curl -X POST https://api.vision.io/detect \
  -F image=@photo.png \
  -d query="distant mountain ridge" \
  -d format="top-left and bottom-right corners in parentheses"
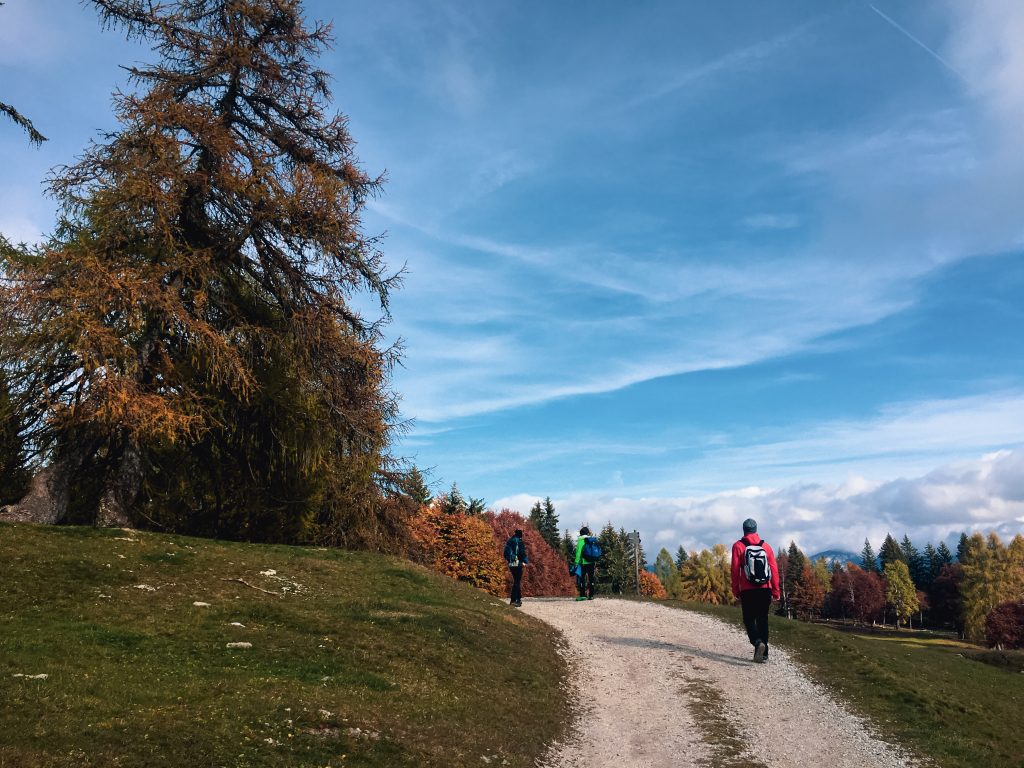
top-left (809, 549), bottom-right (860, 565)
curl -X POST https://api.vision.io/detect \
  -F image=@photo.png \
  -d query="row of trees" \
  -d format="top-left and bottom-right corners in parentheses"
top-left (558, 523), bottom-right (664, 597)
top-left (858, 534), bottom-right (956, 592)
top-left (406, 486), bottom-right (672, 600)
top-left (408, 493), bottom-right (575, 598)
top-left (651, 530), bottom-right (1024, 649)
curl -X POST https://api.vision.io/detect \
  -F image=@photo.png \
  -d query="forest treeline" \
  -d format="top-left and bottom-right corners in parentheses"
top-left (403, 481), bottom-right (665, 601)
top-left (650, 531), bottom-right (1024, 650)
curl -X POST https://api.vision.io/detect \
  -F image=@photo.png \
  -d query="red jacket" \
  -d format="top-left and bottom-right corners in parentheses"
top-left (731, 533), bottom-right (781, 600)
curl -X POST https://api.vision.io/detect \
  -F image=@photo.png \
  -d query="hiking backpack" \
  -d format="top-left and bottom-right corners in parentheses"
top-left (505, 538), bottom-right (522, 567)
top-left (582, 536), bottom-right (603, 561)
top-left (743, 540), bottom-right (771, 585)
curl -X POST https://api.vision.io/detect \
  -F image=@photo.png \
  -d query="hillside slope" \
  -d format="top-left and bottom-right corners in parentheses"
top-left (0, 523), bottom-right (568, 768)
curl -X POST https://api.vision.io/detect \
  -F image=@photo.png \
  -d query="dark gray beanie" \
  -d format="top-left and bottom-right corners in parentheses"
top-left (742, 518), bottom-right (758, 534)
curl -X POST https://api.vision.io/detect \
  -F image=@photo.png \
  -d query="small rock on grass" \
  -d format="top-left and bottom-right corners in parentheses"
top-left (226, 642), bottom-right (253, 649)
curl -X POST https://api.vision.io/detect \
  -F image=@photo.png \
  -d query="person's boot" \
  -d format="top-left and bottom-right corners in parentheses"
top-left (754, 641), bottom-right (767, 663)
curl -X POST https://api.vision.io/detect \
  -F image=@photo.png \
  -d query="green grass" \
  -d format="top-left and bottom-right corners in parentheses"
top-left (667, 600), bottom-right (1024, 768)
top-left (0, 523), bottom-right (568, 768)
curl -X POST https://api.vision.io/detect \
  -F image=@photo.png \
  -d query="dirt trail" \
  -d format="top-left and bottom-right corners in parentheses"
top-left (520, 598), bottom-right (917, 768)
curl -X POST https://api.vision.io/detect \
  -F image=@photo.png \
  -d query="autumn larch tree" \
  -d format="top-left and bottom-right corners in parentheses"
top-left (0, 0), bottom-right (401, 544)
top-left (791, 561), bottom-right (826, 620)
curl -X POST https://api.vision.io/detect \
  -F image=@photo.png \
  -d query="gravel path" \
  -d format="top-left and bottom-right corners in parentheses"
top-left (520, 598), bottom-right (918, 768)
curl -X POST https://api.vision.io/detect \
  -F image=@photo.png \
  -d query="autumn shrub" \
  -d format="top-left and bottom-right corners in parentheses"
top-left (639, 569), bottom-right (668, 599)
top-left (408, 499), bottom-right (506, 595)
top-left (486, 509), bottom-right (575, 597)
top-left (985, 601), bottom-right (1024, 650)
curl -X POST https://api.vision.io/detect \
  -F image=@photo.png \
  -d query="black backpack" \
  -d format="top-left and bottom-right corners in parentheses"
top-left (743, 540), bottom-right (771, 585)
top-left (505, 537), bottom-right (522, 567)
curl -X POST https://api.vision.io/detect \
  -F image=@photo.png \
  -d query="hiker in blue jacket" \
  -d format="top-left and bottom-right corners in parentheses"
top-left (574, 526), bottom-right (598, 601)
top-left (503, 529), bottom-right (528, 607)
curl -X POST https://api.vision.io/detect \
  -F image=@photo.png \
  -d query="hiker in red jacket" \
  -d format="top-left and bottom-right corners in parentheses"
top-left (731, 518), bottom-right (781, 663)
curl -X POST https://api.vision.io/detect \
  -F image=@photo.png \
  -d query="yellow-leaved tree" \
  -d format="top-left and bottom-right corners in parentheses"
top-left (884, 560), bottom-right (919, 629)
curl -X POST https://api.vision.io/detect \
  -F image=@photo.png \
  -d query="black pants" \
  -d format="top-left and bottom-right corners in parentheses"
top-left (509, 565), bottom-right (523, 603)
top-left (740, 589), bottom-right (771, 649)
top-left (577, 563), bottom-right (596, 598)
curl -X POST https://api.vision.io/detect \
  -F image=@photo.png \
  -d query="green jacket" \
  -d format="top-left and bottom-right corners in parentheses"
top-left (575, 536), bottom-right (596, 566)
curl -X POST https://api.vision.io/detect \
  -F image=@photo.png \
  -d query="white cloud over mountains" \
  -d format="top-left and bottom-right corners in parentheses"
top-left (497, 449), bottom-right (1024, 559)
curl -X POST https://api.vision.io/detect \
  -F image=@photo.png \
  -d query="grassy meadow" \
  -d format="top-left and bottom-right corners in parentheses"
top-left (671, 600), bottom-right (1024, 768)
top-left (0, 523), bottom-right (568, 768)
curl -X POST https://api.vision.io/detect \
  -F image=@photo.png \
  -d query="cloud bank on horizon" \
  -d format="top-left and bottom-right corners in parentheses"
top-left (2, 0), bottom-right (1023, 554)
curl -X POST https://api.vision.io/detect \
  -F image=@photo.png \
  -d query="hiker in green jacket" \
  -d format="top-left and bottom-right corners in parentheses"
top-left (574, 526), bottom-right (597, 601)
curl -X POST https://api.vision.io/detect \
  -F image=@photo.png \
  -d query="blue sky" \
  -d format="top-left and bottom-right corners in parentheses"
top-left (3, 0), bottom-right (1024, 556)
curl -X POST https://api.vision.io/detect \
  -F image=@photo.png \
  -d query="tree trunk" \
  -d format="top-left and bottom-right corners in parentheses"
top-left (96, 441), bottom-right (142, 527)
top-left (0, 450), bottom-right (84, 524)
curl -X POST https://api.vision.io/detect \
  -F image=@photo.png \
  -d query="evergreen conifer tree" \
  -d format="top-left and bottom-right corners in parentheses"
top-left (403, 466), bottom-right (433, 506)
top-left (878, 534), bottom-right (904, 572)
top-left (441, 483), bottom-right (466, 515)
top-left (540, 496), bottom-right (560, 549)
top-left (935, 541), bottom-right (955, 568)
top-left (900, 535), bottom-right (925, 588)
top-left (860, 538), bottom-right (878, 573)
top-left (675, 545), bottom-right (689, 569)
top-left (956, 532), bottom-right (969, 562)
top-left (921, 543), bottom-right (938, 590)
top-left (785, 541), bottom-right (807, 603)
top-left (597, 523), bottom-right (628, 594)
top-left (528, 500), bottom-right (544, 533)
top-left (560, 529), bottom-right (575, 566)
top-left (654, 547), bottom-right (682, 598)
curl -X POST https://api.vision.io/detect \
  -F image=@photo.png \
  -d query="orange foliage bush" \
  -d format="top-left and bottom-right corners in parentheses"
top-left (639, 570), bottom-right (668, 599)
top-left (487, 509), bottom-right (576, 597)
top-left (408, 501), bottom-right (506, 595)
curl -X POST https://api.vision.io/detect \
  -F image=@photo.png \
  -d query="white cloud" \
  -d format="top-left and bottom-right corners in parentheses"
top-left (944, 0), bottom-right (1024, 131)
top-left (502, 450), bottom-right (1024, 559)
